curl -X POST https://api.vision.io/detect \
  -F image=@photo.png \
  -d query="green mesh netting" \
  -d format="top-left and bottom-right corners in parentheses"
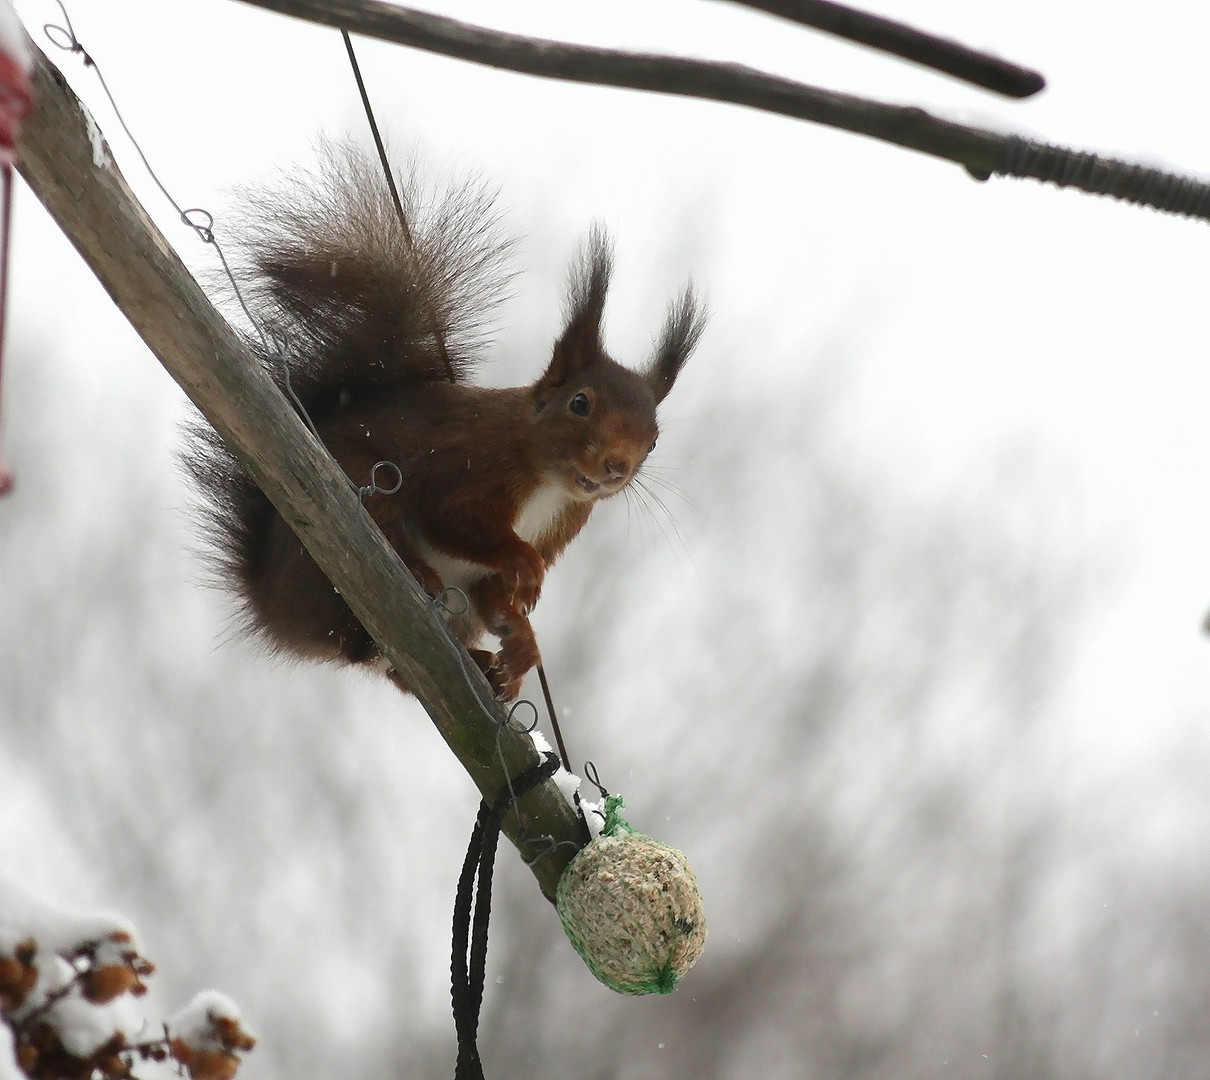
top-left (556, 796), bottom-right (707, 995)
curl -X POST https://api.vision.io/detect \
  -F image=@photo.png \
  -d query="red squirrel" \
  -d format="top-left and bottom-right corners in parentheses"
top-left (188, 143), bottom-right (704, 700)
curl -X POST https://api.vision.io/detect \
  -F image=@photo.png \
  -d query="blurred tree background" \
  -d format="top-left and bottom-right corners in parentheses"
top-left (1, 2), bottom-right (1207, 1078)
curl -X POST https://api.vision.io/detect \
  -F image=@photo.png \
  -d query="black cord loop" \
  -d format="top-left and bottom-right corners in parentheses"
top-left (450, 752), bottom-right (561, 1080)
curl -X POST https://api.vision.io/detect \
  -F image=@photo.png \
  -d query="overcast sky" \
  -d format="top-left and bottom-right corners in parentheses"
top-left (12, 0), bottom-right (1206, 796)
top-left (1, 2), bottom-right (1207, 1073)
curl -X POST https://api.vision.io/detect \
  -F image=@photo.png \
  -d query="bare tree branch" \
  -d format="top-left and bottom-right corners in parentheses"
top-left (14, 39), bottom-right (589, 900)
top-left (233, 0), bottom-right (1210, 222)
top-left (237, 0), bottom-right (1004, 168)
top-left (722, 0), bottom-right (1045, 98)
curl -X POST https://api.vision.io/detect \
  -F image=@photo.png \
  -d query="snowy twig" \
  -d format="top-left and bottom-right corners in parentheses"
top-left (233, 0), bottom-right (1210, 221)
top-left (8, 977), bottom-right (73, 1031)
top-left (0, 879), bottom-right (250, 1080)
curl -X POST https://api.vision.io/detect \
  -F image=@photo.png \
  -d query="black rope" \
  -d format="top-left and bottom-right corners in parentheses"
top-left (451, 752), bottom-right (561, 1080)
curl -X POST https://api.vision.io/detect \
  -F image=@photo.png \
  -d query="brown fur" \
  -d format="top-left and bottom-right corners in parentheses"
top-left (186, 143), bottom-right (704, 700)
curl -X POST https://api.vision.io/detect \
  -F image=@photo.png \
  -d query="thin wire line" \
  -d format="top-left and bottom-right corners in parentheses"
top-left (42, 5), bottom-right (413, 505)
top-left (340, 28), bottom-right (458, 383)
top-left (44, 4), bottom-right (274, 351)
top-left (340, 29), bottom-right (411, 244)
top-left (536, 662), bottom-right (573, 774)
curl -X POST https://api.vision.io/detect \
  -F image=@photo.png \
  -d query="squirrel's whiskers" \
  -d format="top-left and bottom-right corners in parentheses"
top-left (623, 473), bottom-right (695, 564)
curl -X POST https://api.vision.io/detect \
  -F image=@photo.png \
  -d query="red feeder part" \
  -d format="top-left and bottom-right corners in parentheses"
top-left (0, 0), bottom-right (30, 496)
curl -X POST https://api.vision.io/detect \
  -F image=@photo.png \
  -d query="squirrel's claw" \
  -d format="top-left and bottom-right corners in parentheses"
top-left (501, 549), bottom-right (545, 615)
top-left (491, 619), bottom-right (540, 701)
top-left (468, 644), bottom-right (530, 702)
top-left (405, 558), bottom-right (446, 599)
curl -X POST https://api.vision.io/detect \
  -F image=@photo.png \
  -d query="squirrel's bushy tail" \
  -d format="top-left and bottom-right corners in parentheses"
top-left (183, 141), bottom-right (513, 615)
top-left (230, 139), bottom-right (514, 408)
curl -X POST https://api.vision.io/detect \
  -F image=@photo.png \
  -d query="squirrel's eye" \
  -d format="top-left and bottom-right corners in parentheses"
top-left (569, 392), bottom-right (591, 417)
top-left (649, 439), bottom-right (658, 454)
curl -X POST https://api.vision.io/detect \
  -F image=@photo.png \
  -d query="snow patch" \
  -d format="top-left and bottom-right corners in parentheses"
top-left (1, 879), bottom-right (253, 1077)
top-left (0, 874), bottom-right (137, 957)
top-left (168, 990), bottom-right (251, 1050)
top-left (552, 765), bottom-right (582, 806)
top-left (84, 110), bottom-right (108, 171)
top-left (0, 1025), bottom-right (20, 1080)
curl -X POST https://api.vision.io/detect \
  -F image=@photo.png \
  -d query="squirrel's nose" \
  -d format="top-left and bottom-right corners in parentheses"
top-left (603, 458), bottom-right (628, 482)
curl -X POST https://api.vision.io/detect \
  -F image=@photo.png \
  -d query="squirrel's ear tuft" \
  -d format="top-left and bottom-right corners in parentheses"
top-left (563, 224), bottom-right (613, 340)
top-left (647, 285), bottom-right (705, 404)
top-left (535, 227), bottom-right (614, 404)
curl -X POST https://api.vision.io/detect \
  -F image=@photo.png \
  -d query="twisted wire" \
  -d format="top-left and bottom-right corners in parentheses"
top-left (995, 136), bottom-right (1210, 222)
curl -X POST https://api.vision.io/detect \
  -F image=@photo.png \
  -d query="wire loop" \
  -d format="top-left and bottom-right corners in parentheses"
top-left (180, 207), bottom-right (215, 244)
top-left (521, 834), bottom-right (582, 867)
top-left (358, 460), bottom-right (403, 503)
top-left (432, 586), bottom-right (471, 618)
top-left (996, 135), bottom-right (1210, 220)
top-left (583, 760), bottom-right (610, 800)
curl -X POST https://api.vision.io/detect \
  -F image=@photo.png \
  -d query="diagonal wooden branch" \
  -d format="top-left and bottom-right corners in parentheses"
top-left (233, 0), bottom-right (1210, 223)
top-left (15, 40), bottom-right (589, 900)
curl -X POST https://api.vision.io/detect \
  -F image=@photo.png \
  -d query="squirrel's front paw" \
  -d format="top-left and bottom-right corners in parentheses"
top-left (486, 662), bottom-right (525, 703)
top-left (491, 622), bottom-right (540, 701)
top-left (500, 548), bottom-right (545, 615)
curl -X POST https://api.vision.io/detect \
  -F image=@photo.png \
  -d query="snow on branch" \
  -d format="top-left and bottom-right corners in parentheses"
top-left (0, 878), bottom-right (256, 1080)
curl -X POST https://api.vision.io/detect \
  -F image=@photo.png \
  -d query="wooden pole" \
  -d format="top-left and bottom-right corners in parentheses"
top-left (15, 40), bottom-right (589, 900)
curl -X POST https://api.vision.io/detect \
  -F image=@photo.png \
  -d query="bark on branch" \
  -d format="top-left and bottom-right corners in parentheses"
top-left (15, 40), bottom-right (589, 900)
top-left (234, 0), bottom-right (1210, 222)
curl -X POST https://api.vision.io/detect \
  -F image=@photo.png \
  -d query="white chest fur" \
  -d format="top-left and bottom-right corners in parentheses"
top-left (409, 479), bottom-right (571, 595)
top-left (513, 479), bottom-right (571, 546)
